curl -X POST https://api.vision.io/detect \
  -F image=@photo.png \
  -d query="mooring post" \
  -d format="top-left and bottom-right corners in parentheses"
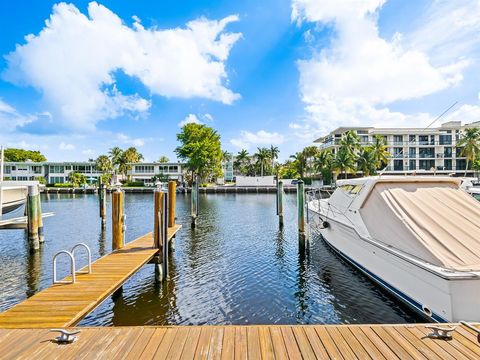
top-left (278, 181), bottom-right (284, 228)
top-left (191, 177), bottom-right (198, 228)
top-left (27, 185), bottom-right (40, 251)
top-left (162, 191), bottom-right (169, 279)
top-left (36, 186), bottom-right (44, 243)
top-left (297, 180), bottom-right (305, 239)
top-left (153, 190), bottom-right (163, 249)
top-left (275, 172), bottom-right (279, 216)
top-left (112, 189), bottom-right (125, 251)
top-left (168, 181), bottom-right (176, 228)
top-left (99, 183), bottom-right (107, 226)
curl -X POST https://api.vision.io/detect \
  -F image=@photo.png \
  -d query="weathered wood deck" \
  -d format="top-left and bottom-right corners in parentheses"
top-left (0, 323), bottom-right (479, 359)
top-left (0, 225), bottom-right (181, 329)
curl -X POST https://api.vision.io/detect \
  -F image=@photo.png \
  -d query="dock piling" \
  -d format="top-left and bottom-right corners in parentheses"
top-left (36, 188), bottom-right (44, 243)
top-left (153, 190), bottom-right (163, 249)
top-left (297, 180), bottom-right (305, 240)
top-left (112, 189), bottom-right (125, 250)
top-left (278, 181), bottom-right (284, 228)
top-left (162, 191), bottom-right (169, 279)
top-left (99, 183), bottom-right (106, 226)
top-left (168, 181), bottom-right (176, 228)
top-left (27, 185), bottom-right (40, 251)
top-left (191, 177), bottom-right (198, 228)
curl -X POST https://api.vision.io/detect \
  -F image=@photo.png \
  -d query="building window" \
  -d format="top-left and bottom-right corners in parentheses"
top-left (49, 165), bottom-right (65, 173)
top-left (169, 166), bottom-right (178, 173)
top-left (419, 160), bottom-right (435, 170)
top-left (419, 148), bottom-right (434, 158)
top-left (444, 147), bottom-right (452, 158)
top-left (409, 160), bottom-right (416, 170)
top-left (418, 135), bottom-right (429, 145)
top-left (393, 148), bottom-right (403, 158)
top-left (50, 176), bottom-right (65, 184)
top-left (456, 147), bottom-right (464, 157)
top-left (393, 160), bottom-right (403, 171)
top-left (134, 165), bottom-right (154, 173)
top-left (439, 134), bottom-right (452, 145)
top-left (456, 159), bottom-right (467, 171)
top-left (444, 159), bottom-right (452, 170)
top-left (4, 166), bottom-right (11, 174)
top-left (393, 135), bottom-right (403, 145)
top-left (408, 148), bottom-right (416, 158)
top-left (409, 135), bottom-right (416, 143)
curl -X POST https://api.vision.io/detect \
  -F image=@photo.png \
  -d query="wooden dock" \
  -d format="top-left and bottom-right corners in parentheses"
top-left (0, 323), bottom-right (479, 359)
top-left (0, 225), bottom-right (181, 329)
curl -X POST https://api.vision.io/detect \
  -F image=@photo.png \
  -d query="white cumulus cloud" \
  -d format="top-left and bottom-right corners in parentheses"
top-left (116, 133), bottom-right (145, 147)
top-left (230, 130), bottom-right (284, 149)
top-left (3, 2), bottom-right (241, 131)
top-left (59, 141), bottom-right (75, 150)
top-left (178, 114), bottom-right (202, 127)
top-left (291, 0), bottom-right (474, 139)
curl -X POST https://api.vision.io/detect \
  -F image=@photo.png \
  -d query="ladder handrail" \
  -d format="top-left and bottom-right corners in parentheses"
top-left (53, 250), bottom-right (76, 284)
top-left (71, 243), bottom-right (92, 274)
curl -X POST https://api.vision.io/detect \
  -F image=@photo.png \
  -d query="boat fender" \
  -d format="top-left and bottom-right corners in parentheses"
top-left (321, 221), bottom-right (330, 229)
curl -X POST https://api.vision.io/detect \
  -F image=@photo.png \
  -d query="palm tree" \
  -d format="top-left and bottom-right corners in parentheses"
top-left (290, 152), bottom-right (307, 178)
top-left (333, 148), bottom-right (357, 179)
top-left (108, 147), bottom-right (123, 173)
top-left (314, 149), bottom-right (334, 174)
top-left (119, 147), bottom-right (144, 179)
top-left (339, 130), bottom-right (361, 154)
top-left (157, 155), bottom-right (169, 163)
top-left (457, 128), bottom-right (480, 176)
top-left (302, 146), bottom-right (319, 178)
top-left (255, 147), bottom-right (271, 177)
top-left (269, 145), bottom-right (280, 170)
top-left (95, 155), bottom-right (113, 174)
top-left (357, 147), bottom-right (377, 176)
top-left (370, 135), bottom-right (390, 170)
top-left (234, 149), bottom-right (249, 175)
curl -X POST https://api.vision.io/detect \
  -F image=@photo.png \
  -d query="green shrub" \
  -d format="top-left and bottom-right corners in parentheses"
top-left (53, 183), bottom-right (74, 188)
top-left (124, 181), bottom-right (144, 187)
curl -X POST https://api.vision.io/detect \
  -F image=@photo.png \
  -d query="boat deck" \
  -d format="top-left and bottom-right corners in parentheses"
top-left (0, 225), bottom-right (181, 328)
top-left (0, 323), bottom-right (479, 359)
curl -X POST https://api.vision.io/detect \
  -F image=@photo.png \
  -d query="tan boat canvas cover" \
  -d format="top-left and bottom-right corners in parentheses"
top-left (360, 181), bottom-right (480, 271)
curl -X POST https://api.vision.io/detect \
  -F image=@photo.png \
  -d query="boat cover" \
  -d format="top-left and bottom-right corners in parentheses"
top-left (360, 182), bottom-right (480, 271)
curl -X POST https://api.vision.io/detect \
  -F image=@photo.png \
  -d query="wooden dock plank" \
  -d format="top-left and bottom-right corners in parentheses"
top-left (0, 225), bottom-right (181, 329)
top-left (0, 324), bottom-right (478, 359)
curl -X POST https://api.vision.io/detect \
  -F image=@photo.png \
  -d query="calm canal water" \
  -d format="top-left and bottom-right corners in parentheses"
top-left (0, 192), bottom-right (423, 326)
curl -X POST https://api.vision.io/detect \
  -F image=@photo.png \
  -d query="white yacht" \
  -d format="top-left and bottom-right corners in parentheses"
top-left (308, 176), bottom-right (480, 322)
top-left (0, 185), bottom-right (28, 214)
top-left (461, 177), bottom-right (480, 200)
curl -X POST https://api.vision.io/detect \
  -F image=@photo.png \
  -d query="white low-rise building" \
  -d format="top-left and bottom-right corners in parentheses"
top-left (128, 163), bottom-right (184, 185)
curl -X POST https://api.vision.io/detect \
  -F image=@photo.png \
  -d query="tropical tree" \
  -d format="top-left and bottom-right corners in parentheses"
top-left (255, 147), bottom-right (271, 177)
top-left (175, 123), bottom-right (223, 183)
top-left (314, 149), bottom-right (334, 185)
top-left (234, 149), bottom-right (249, 175)
top-left (119, 147), bottom-right (144, 179)
top-left (370, 135), bottom-right (390, 170)
top-left (108, 147), bottom-right (123, 173)
top-left (95, 155), bottom-right (113, 174)
top-left (69, 172), bottom-right (87, 187)
top-left (339, 130), bottom-right (361, 154)
top-left (269, 145), bottom-right (280, 170)
top-left (290, 151), bottom-right (307, 178)
top-left (357, 147), bottom-right (377, 176)
top-left (457, 128), bottom-right (480, 176)
top-left (333, 148), bottom-right (357, 179)
top-left (158, 156), bottom-right (169, 163)
top-left (302, 146), bottom-right (319, 178)
top-left (4, 148), bottom-right (46, 162)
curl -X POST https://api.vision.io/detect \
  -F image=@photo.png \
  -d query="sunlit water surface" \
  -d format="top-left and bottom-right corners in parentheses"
top-left (0, 193), bottom-right (423, 326)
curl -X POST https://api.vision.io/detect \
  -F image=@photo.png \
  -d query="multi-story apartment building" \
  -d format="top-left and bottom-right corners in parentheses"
top-left (222, 153), bottom-right (234, 182)
top-left (314, 121), bottom-right (480, 175)
top-left (3, 161), bottom-right (101, 184)
top-left (128, 163), bottom-right (184, 185)
top-left (2, 161), bottom-right (185, 185)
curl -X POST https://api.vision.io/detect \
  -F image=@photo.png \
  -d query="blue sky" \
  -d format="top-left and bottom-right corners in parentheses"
top-left (1, 0), bottom-right (480, 162)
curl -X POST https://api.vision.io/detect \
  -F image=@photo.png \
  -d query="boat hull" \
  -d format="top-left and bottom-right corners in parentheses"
top-left (309, 208), bottom-right (480, 323)
top-left (1, 187), bottom-right (27, 214)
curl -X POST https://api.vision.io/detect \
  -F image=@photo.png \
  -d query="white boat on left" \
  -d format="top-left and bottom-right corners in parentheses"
top-left (0, 185), bottom-right (27, 215)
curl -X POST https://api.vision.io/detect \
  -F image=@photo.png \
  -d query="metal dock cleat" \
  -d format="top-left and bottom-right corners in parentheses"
top-left (425, 325), bottom-right (456, 340)
top-left (50, 329), bottom-right (80, 344)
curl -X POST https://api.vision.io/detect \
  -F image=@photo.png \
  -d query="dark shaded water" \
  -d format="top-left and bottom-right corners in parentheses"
top-left (0, 193), bottom-right (423, 326)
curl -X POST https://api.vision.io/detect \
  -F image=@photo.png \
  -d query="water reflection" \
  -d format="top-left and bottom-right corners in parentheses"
top-left (0, 193), bottom-right (424, 325)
